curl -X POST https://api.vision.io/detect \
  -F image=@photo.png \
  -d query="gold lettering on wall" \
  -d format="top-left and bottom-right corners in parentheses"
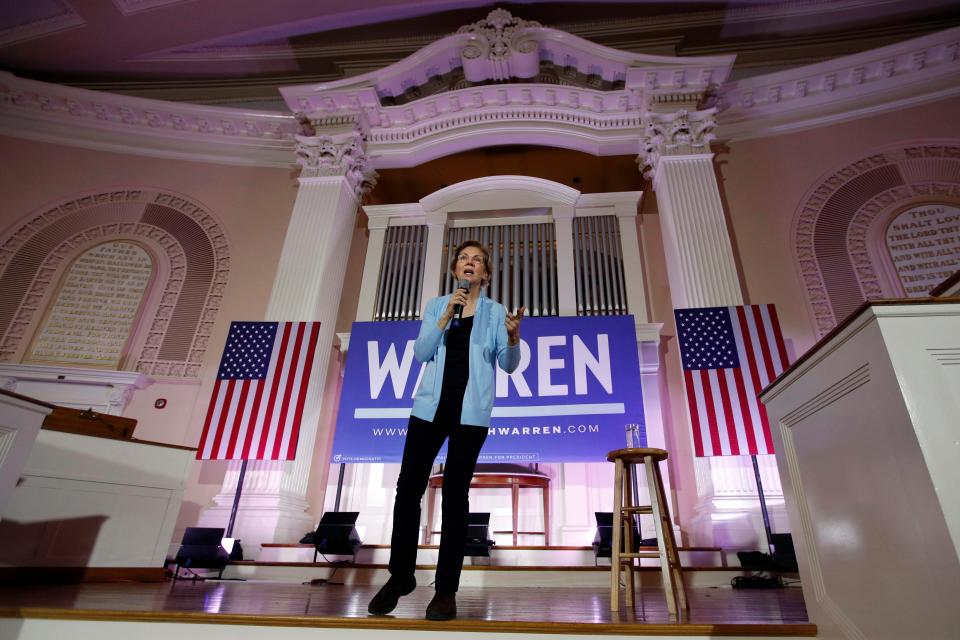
top-left (886, 204), bottom-right (960, 297)
top-left (27, 242), bottom-right (153, 368)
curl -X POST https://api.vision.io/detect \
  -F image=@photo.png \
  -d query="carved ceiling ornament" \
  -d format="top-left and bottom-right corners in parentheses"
top-left (637, 108), bottom-right (718, 180)
top-left (792, 143), bottom-right (960, 337)
top-left (295, 129), bottom-right (378, 198)
top-left (457, 9), bottom-right (542, 82)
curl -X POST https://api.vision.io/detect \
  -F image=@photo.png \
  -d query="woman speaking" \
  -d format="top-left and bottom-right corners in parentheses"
top-left (368, 239), bottom-right (525, 621)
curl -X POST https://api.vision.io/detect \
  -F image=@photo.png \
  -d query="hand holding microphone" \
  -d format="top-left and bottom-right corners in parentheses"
top-left (451, 278), bottom-right (470, 328)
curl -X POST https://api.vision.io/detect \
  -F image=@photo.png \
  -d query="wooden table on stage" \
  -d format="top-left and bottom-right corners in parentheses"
top-left (424, 465), bottom-right (550, 546)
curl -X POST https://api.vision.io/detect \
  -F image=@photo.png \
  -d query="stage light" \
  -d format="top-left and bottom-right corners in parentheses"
top-left (173, 527), bottom-right (231, 580)
top-left (465, 512), bottom-right (495, 557)
top-left (591, 512), bottom-right (648, 558)
top-left (312, 511), bottom-right (362, 561)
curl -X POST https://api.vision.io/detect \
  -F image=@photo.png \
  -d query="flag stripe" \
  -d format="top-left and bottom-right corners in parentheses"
top-left (708, 370), bottom-right (733, 455)
top-left (731, 365), bottom-right (759, 454)
top-left (722, 368), bottom-right (748, 455)
top-left (258, 323), bottom-right (293, 459)
top-left (683, 369), bottom-right (705, 457)
top-left (758, 396), bottom-right (775, 453)
top-left (245, 327), bottom-right (286, 459)
top-left (287, 322), bottom-right (321, 460)
top-left (224, 380), bottom-right (250, 458)
top-left (751, 305), bottom-right (777, 386)
top-left (730, 307), bottom-right (765, 454)
top-left (699, 370), bottom-right (723, 456)
top-left (767, 305), bottom-right (790, 372)
top-left (196, 378), bottom-right (222, 459)
top-left (273, 323), bottom-right (306, 460)
top-left (209, 379), bottom-right (236, 458)
top-left (239, 379), bottom-right (266, 459)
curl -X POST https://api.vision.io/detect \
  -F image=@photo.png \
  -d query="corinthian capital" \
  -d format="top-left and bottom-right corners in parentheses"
top-left (295, 130), bottom-right (378, 198)
top-left (636, 108), bottom-right (717, 180)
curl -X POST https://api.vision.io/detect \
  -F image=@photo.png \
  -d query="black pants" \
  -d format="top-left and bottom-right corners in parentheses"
top-left (387, 391), bottom-right (487, 592)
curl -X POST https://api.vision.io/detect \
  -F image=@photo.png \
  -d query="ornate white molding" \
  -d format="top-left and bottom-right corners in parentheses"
top-left (295, 130), bottom-right (378, 197)
top-left (717, 25), bottom-right (960, 141)
top-left (111, 0), bottom-right (196, 16)
top-left (637, 108), bottom-right (717, 180)
top-left (0, 71), bottom-right (299, 168)
top-left (0, 1), bottom-right (84, 47)
top-left (280, 10), bottom-right (734, 169)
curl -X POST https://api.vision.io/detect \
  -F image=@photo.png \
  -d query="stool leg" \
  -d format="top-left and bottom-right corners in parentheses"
top-left (644, 456), bottom-right (678, 617)
top-left (511, 479), bottom-right (520, 546)
top-left (543, 483), bottom-right (550, 546)
top-left (623, 462), bottom-right (636, 609)
top-left (610, 458), bottom-right (624, 611)
top-left (653, 460), bottom-right (688, 611)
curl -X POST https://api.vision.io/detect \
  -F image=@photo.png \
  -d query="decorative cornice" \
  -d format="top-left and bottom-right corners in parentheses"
top-left (111, 0), bottom-right (195, 17)
top-left (637, 108), bottom-right (717, 180)
top-left (295, 130), bottom-right (378, 198)
top-left (717, 25), bottom-right (960, 141)
top-left (281, 10), bottom-right (733, 104)
top-left (280, 10), bottom-right (733, 168)
top-left (0, 1), bottom-right (84, 47)
top-left (130, 1), bottom-right (904, 66)
top-left (0, 71), bottom-right (299, 168)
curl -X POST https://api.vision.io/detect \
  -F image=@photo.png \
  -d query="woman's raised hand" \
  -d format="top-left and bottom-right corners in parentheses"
top-left (505, 306), bottom-right (525, 345)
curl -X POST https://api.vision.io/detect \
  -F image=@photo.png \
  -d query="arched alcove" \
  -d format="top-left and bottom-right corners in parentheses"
top-left (0, 189), bottom-right (230, 377)
top-left (792, 141), bottom-right (960, 336)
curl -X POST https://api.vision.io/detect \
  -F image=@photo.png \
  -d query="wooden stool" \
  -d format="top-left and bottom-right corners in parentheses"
top-left (606, 447), bottom-right (687, 616)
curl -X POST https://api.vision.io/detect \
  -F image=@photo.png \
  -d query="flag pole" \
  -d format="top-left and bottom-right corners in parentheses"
top-left (225, 459), bottom-right (248, 538)
top-left (751, 454), bottom-right (774, 555)
top-left (333, 462), bottom-right (346, 512)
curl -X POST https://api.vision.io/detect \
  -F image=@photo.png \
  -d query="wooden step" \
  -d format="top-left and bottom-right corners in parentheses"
top-left (217, 560), bottom-right (782, 588)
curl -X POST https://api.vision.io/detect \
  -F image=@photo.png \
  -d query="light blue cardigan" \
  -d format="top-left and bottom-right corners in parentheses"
top-left (411, 293), bottom-right (521, 427)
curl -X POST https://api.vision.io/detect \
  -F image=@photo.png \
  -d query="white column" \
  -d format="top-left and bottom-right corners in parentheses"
top-left (641, 108), bottom-right (782, 548)
top-left (552, 205), bottom-right (577, 316)
top-left (652, 155), bottom-right (742, 308)
top-left (355, 216), bottom-right (389, 322)
top-left (613, 199), bottom-right (650, 324)
top-left (200, 127), bottom-right (377, 554)
top-left (419, 212), bottom-right (448, 313)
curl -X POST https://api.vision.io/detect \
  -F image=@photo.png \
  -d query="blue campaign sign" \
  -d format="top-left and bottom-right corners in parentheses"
top-left (331, 315), bottom-right (645, 463)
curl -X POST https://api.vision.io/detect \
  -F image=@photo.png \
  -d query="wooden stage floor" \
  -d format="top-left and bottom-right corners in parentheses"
top-left (0, 580), bottom-right (815, 636)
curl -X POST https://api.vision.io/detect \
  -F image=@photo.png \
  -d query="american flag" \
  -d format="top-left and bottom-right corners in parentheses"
top-left (674, 305), bottom-right (790, 457)
top-left (196, 321), bottom-right (321, 460)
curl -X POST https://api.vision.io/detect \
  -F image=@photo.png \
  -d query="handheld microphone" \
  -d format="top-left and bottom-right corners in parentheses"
top-left (451, 278), bottom-right (470, 327)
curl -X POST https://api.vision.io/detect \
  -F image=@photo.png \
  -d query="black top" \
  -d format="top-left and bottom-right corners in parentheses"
top-left (441, 314), bottom-right (473, 390)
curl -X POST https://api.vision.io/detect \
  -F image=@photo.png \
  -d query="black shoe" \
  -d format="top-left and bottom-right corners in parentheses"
top-left (425, 591), bottom-right (457, 621)
top-left (367, 575), bottom-right (417, 615)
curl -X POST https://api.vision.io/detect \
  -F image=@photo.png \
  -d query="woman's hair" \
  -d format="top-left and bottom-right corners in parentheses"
top-left (449, 240), bottom-right (492, 286)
